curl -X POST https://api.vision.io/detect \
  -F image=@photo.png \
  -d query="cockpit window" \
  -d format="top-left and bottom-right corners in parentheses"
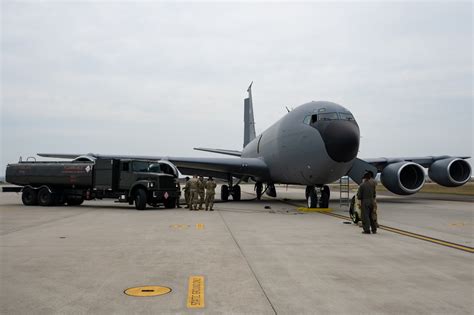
top-left (339, 112), bottom-right (355, 121)
top-left (303, 116), bottom-right (311, 125)
top-left (303, 115), bottom-right (319, 125)
top-left (318, 112), bottom-right (339, 121)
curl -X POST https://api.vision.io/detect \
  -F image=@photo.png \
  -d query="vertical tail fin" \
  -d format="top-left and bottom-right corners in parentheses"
top-left (243, 82), bottom-right (256, 148)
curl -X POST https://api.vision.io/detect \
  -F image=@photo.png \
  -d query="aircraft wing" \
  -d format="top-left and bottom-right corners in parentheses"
top-left (193, 147), bottom-right (242, 157)
top-left (37, 153), bottom-right (270, 180)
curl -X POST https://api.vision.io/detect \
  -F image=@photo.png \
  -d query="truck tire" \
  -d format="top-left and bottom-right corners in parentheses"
top-left (135, 188), bottom-right (147, 210)
top-left (164, 197), bottom-right (176, 209)
top-left (38, 187), bottom-right (53, 206)
top-left (22, 187), bottom-right (38, 206)
top-left (67, 197), bottom-right (84, 206)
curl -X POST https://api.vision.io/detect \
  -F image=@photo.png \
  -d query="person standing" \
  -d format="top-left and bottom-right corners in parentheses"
top-left (183, 177), bottom-right (190, 208)
top-left (176, 179), bottom-right (182, 208)
top-left (187, 175), bottom-right (199, 210)
top-left (357, 172), bottom-right (377, 234)
top-left (197, 176), bottom-right (206, 210)
top-left (366, 171), bottom-right (379, 227)
top-left (205, 177), bottom-right (217, 211)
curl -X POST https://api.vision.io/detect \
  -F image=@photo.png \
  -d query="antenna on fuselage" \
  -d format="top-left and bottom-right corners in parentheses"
top-left (243, 82), bottom-right (256, 148)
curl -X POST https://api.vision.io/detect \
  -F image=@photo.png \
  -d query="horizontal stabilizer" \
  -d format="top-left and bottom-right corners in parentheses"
top-left (193, 147), bottom-right (242, 157)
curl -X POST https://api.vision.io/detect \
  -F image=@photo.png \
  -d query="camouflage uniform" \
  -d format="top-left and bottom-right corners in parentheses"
top-left (367, 178), bottom-right (379, 227)
top-left (186, 177), bottom-right (199, 210)
top-left (183, 177), bottom-right (190, 208)
top-left (197, 177), bottom-right (206, 210)
top-left (205, 178), bottom-right (217, 210)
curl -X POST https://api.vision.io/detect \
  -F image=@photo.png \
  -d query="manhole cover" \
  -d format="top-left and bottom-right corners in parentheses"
top-left (124, 286), bottom-right (172, 297)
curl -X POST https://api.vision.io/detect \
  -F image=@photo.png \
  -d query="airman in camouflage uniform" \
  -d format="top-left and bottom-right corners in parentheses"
top-left (197, 176), bottom-right (206, 210)
top-left (205, 177), bottom-right (217, 211)
top-left (357, 172), bottom-right (377, 234)
top-left (185, 175), bottom-right (199, 210)
top-left (183, 177), bottom-right (190, 208)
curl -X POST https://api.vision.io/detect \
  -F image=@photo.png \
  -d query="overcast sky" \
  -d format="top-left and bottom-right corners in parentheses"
top-left (1, 1), bottom-right (472, 177)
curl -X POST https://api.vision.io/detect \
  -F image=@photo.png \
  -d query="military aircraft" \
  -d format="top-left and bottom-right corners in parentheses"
top-left (39, 83), bottom-right (471, 208)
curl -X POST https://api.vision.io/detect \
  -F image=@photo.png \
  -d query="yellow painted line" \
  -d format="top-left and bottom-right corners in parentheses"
top-left (298, 207), bottom-right (332, 212)
top-left (187, 276), bottom-right (205, 308)
top-left (124, 285), bottom-right (172, 297)
top-left (283, 200), bottom-right (474, 254)
top-left (196, 223), bottom-right (205, 230)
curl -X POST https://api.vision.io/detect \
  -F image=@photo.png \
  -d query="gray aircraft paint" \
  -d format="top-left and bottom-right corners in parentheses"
top-left (37, 85), bottom-right (471, 194)
top-left (242, 101), bottom-right (356, 185)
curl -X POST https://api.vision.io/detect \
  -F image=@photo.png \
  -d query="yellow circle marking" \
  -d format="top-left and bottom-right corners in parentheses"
top-left (124, 286), bottom-right (172, 297)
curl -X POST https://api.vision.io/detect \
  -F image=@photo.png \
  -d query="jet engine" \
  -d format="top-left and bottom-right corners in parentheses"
top-left (428, 157), bottom-right (471, 187)
top-left (381, 162), bottom-right (425, 195)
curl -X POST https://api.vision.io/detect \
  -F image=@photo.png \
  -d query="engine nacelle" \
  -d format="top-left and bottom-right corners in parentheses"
top-left (381, 162), bottom-right (425, 195)
top-left (428, 158), bottom-right (471, 187)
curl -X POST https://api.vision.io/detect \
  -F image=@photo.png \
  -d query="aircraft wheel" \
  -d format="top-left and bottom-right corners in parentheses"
top-left (307, 189), bottom-right (317, 208)
top-left (38, 187), bottom-right (53, 206)
top-left (221, 185), bottom-right (229, 201)
top-left (233, 185), bottom-right (241, 201)
top-left (305, 186), bottom-right (314, 200)
top-left (320, 185), bottom-right (330, 208)
top-left (134, 188), bottom-right (147, 210)
top-left (22, 187), bottom-right (38, 206)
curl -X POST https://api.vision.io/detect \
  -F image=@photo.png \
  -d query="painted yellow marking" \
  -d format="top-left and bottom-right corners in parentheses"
top-left (170, 224), bottom-right (190, 229)
top-left (124, 285), bottom-right (172, 297)
top-left (298, 207), bottom-right (333, 213)
top-left (187, 276), bottom-right (205, 308)
top-left (196, 223), bottom-right (205, 230)
top-left (284, 200), bottom-right (474, 254)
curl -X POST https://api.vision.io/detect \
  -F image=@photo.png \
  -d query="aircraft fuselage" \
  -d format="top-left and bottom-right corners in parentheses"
top-left (242, 101), bottom-right (360, 186)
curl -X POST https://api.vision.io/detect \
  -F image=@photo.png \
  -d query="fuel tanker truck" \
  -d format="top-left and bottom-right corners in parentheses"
top-left (2, 157), bottom-right (180, 210)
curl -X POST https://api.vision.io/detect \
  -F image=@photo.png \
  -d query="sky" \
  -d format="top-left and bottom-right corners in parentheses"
top-left (1, 1), bottom-right (472, 178)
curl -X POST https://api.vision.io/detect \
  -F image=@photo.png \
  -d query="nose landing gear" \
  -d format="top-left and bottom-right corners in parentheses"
top-left (220, 176), bottom-right (241, 201)
top-left (305, 185), bottom-right (330, 208)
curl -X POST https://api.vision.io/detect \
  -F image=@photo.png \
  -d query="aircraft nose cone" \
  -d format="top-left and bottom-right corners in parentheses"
top-left (319, 121), bottom-right (360, 163)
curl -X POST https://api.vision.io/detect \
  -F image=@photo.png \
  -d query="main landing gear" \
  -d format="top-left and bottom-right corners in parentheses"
top-left (305, 185), bottom-right (330, 208)
top-left (220, 177), bottom-right (241, 201)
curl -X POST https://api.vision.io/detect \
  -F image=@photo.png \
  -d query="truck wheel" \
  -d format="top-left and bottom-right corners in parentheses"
top-left (67, 197), bottom-right (84, 206)
top-left (232, 185), bottom-right (241, 201)
top-left (221, 185), bottom-right (229, 201)
top-left (164, 197), bottom-right (176, 209)
top-left (38, 187), bottom-right (53, 206)
top-left (22, 187), bottom-right (38, 206)
top-left (135, 188), bottom-right (147, 210)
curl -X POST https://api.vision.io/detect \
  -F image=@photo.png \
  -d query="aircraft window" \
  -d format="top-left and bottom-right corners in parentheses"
top-left (339, 112), bottom-right (355, 121)
top-left (303, 116), bottom-right (311, 125)
top-left (311, 115), bottom-right (318, 124)
top-left (122, 162), bottom-right (130, 171)
top-left (318, 113), bottom-right (338, 121)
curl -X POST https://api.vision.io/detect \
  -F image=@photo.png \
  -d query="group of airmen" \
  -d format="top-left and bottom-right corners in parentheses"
top-left (181, 175), bottom-right (217, 211)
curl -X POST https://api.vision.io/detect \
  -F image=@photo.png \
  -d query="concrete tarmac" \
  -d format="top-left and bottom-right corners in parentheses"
top-left (1, 185), bottom-right (473, 314)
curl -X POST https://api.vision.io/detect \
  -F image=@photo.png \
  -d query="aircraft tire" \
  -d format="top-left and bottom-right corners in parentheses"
top-left (307, 189), bottom-right (317, 208)
top-left (320, 185), bottom-right (330, 208)
top-left (233, 185), bottom-right (241, 201)
top-left (38, 187), bottom-right (53, 206)
top-left (135, 188), bottom-right (147, 210)
top-left (221, 185), bottom-right (229, 201)
top-left (22, 187), bottom-right (38, 206)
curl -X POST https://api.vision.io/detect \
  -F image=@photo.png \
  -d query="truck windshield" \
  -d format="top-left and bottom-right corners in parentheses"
top-left (133, 161), bottom-right (153, 172)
